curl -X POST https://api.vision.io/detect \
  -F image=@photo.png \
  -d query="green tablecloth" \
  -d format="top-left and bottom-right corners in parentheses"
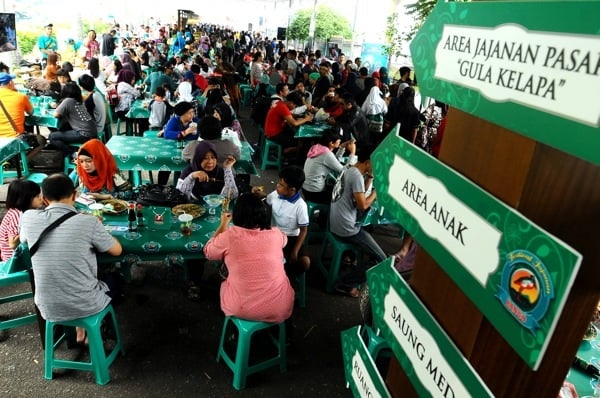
top-left (567, 336), bottom-right (600, 396)
top-left (106, 136), bottom-right (186, 172)
top-left (126, 100), bottom-right (150, 119)
top-left (88, 205), bottom-right (221, 264)
top-left (295, 122), bottom-right (328, 139)
top-left (25, 96), bottom-right (58, 129)
top-left (0, 138), bottom-right (29, 163)
top-left (106, 135), bottom-right (257, 176)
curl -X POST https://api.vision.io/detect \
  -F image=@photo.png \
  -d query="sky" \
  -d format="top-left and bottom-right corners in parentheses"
top-left (7, 0), bottom-right (399, 41)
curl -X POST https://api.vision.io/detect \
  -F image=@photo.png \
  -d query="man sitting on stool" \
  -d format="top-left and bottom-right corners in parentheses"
top-left (20, 173), bottom-right (122, 344)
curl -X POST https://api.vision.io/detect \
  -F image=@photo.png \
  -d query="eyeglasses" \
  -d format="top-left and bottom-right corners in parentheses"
top-left (309, 58), bottom-right (316, 61)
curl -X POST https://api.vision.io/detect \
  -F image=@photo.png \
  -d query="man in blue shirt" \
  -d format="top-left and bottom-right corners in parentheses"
top-left (37, 24), bottom-right (58, 69)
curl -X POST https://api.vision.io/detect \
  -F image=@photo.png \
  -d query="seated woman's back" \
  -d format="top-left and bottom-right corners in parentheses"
top-left (204, 194), bottom-right (294, 323)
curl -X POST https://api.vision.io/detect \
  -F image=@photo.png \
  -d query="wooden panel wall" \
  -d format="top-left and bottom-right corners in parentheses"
top-left (385, 109), bottom-right (600, 396)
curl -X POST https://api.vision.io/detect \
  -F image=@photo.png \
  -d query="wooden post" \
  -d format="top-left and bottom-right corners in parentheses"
top-left (385, 108), bottom-right (600, 396)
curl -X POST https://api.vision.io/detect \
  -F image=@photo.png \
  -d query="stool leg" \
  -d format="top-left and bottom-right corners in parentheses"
top-left (86, 324), bottom-right (110, 385)
top-left (216, 317), bottom-right (229, 363)
top-left (233, 327), bottom-right (252, 390)
top-left (44, 322), bottom-right (55, 380)
top-left (278, 323), bottom-right (287, 372)
top-left (318, 237), bottom-right (330, 282)
top-left (327, 242), bottom-right (345, 293)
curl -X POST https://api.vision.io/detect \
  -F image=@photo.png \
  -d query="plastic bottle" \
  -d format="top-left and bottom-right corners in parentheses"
top-left (128, 202), bottom-right (137, 232)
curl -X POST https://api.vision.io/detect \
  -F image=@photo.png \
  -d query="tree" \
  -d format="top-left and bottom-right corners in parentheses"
top-left (383, 12), bottom-right (403, 59)
top-left (405, 0), bottom-right (469, 40)
top-left (288, 5), bottom-right (352, 42)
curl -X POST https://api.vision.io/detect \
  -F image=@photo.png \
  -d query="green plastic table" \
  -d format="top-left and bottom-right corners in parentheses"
top-left (0, 137), bottom-right (31, 184)
top-left (126, 100), bottom-right (150, 119)
top-left (85, 204), bottom-right (223, 281)
top-left (295, 122), bottom-right (328, 139)
top-left (567, 334), bottom-right (600, 396)
top-left (106, 136), bottom-right (257, 186)
top-left (25, 96), bottom-right (59, 130)
top-left (106, 135), bottom-right (186, 186)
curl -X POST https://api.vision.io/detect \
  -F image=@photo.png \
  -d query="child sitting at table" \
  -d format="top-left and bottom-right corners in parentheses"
top-left (76, 138), bottom-right (133, 200)
top-left (256, 166), bottom-right (310, 280)
top-left (148, 86), bottom-right (172, 131)
top-left (0, 180), bottom-right (43, 261)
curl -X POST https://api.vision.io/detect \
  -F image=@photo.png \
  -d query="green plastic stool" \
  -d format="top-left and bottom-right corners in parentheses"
top-left (296, 272), bottom-right (306, 308)
top-left (260, 139), bottom-right (282, 171)
top-left (216, 316), bottom-right (287, 390)
top-left (360, 324), bottom-right (390, 360)
top-left (142, 130), bottom-right (161, 138)
top-left (44, 304), bottom-right (125, 385)
top-left (317, 231), bottom-right (362, 293)
top-left (305, 201), bottom-right (330, 246)
top-left (26, 172), bottom-right (48, 185)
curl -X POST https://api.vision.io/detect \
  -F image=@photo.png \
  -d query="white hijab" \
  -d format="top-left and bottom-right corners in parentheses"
top-left (361, 86), bottom-right (387, 115)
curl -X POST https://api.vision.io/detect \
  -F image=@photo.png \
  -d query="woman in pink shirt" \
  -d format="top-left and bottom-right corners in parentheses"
top-left (204, 193), bottom-right (294, 323)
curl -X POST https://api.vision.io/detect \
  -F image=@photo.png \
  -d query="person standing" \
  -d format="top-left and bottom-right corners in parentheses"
top-left (101, 29), bottom-right (117, 57)
top-left (20, 173), bottom-right (122, 344)
top-left (37, 23), bottom-right (58, 69)
top-left (81, 30), bottom-right (100, 62)
top-left (0, 72), bottom-right (33, 138)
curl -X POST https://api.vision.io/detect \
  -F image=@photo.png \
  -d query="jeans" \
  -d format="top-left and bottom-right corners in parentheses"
top-left (334, 227), bottom-right (387, 289)
top-left (48, 130), bottom-right (92, 156)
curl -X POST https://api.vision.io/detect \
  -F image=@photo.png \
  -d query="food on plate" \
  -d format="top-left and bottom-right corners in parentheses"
top-left (171, 203), bottom-right (205, 219)
top-left (100, 199), bottom-right (128, 214)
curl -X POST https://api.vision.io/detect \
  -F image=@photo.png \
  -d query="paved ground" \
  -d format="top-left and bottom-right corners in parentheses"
top-left (0, 107), bottom-right (402, 397)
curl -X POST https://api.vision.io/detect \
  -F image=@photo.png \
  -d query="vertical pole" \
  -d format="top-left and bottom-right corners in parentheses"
top-left (308, 0), bottom-right (318, 52)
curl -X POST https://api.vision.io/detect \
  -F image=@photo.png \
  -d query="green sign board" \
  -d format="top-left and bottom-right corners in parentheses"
top-left (367, 258), bottom-right (494, 397)
top-left (410, 1), bottom-right (600, 166)
top-left (371, 130), bottom-right (582, 369)
top-left (341, 326), bottom-right (391, 398)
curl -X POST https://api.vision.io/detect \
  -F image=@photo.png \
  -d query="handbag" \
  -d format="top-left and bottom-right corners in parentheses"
top-left (366, 112), bottom-right (384, 134)
top-left (136, 184), bottom-right (186, 206)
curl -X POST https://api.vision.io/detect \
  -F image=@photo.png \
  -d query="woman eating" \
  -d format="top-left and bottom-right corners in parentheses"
top-left (176, 141), bottom-right (238, 201)
top-left (76, 138), bottom-right (132, 200)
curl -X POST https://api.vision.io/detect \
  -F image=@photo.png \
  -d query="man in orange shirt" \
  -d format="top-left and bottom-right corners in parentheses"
top-left (0, 72), bottom-right (33, 138)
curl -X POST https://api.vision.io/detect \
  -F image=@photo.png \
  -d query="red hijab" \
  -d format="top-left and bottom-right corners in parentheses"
top-left (77, 139), bottom-right (118, 192)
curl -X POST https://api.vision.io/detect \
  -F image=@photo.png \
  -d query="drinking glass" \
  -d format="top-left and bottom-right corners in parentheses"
top-left (203, 194), bottom-right (223, 223)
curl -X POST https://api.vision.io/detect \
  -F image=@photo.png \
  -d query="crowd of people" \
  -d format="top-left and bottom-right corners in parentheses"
top-left (0, 19), bottom-right (438, 364)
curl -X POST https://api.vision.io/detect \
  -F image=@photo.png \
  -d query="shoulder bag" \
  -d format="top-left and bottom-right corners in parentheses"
top-left (0, 98), bottom-right (47, 149)
top-left (29, 211), bottom-right (77, 256)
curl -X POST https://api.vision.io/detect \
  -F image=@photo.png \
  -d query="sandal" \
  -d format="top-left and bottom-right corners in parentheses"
top-left (186, 285), bottom-right (201, 302)
top-left (335, 285), bottom-right (360, 298)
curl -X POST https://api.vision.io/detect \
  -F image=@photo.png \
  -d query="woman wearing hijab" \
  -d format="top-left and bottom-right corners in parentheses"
top-left (76, 138), bottom-right (132, 200)
top-left (114, 68), bottom-right (140, 121)
top-left (361, 85), bottom-right (388, 146)
top-left (176, 141), bottom-right (238, 201)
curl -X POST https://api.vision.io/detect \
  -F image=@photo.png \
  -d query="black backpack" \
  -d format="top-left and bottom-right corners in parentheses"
top-left (251, 95), bottom-right (272, 126)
